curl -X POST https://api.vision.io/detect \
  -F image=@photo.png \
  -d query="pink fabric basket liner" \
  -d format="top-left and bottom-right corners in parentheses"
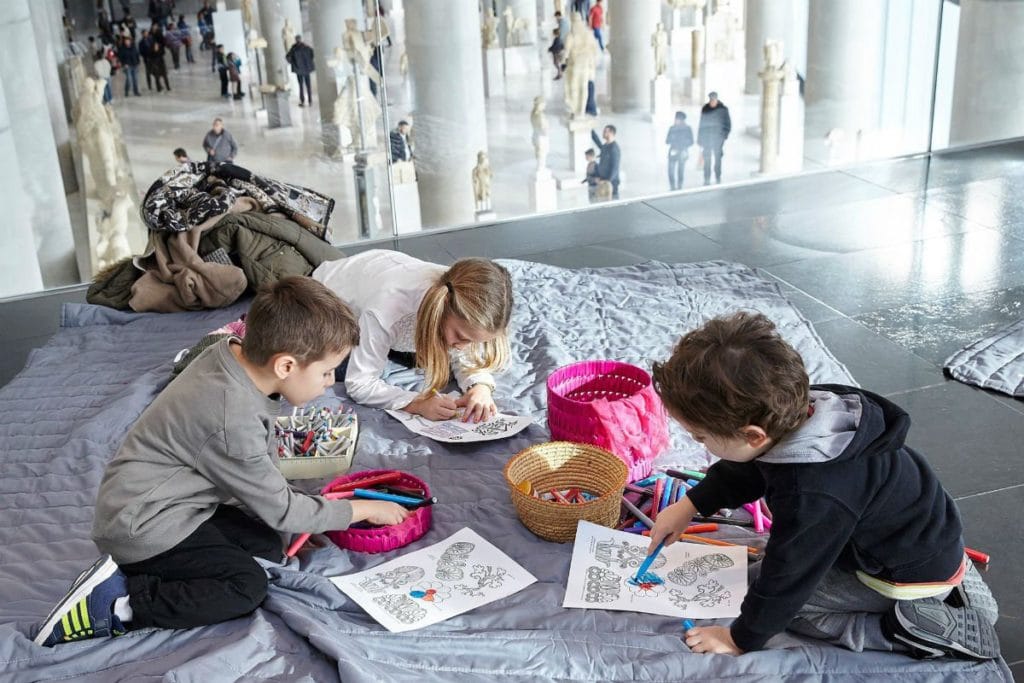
top-left (321, 469), bottom-right (432, 554)
top-left (547, 360), bottom-right (669, 482)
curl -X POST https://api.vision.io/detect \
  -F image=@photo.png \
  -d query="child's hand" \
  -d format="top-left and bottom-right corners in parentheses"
top-left (647, 496), bottom-right (697, 553)
top-left (350, 500), bottom-right (410, 526)
top-left (684, 625), bottom-right (743, 656)
top-left (404, 392), bottom-right (458, 421)
top-left (456, 384), bottom-right (497, 423)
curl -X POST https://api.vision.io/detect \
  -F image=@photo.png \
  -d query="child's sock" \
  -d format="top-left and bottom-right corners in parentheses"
top-left (114, 596), bottom-right (134, 623)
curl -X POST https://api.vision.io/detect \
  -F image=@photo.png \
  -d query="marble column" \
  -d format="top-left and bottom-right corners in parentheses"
top-left (405, 0), bottom-right (488, 227)
top-left (743, 0), bottom-right (807, 95)
top-left (309, 0), bottom-right (363, 155)
top-left (497, 0), bottom-right (539, 45)
top-left (804, 0), bottom-right (887, 138)
top-left (29, 0), bottom-right (77, 195)
top-left (758, 40), bottom-right (785, 173)
top-left (608, 0), bottom-right (660, 113)
top-left (0, 0), bottom-right (78, 288)
top-left (949, 0), bottom-right (1024, 146)
top-left (0, 83), bottom-right (43, 298)
top-left (258, 0), bottom-right (302, 91)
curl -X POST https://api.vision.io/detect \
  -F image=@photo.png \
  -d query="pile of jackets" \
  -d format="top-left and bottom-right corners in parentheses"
top-left (88, 163), bottom-right (345, 313)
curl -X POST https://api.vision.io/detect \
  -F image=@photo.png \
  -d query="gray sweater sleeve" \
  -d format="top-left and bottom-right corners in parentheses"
top-left (197, 416), bottom-right (353, 534)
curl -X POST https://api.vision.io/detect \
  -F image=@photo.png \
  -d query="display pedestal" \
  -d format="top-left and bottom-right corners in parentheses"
top-left (651, 76), bottom-right (671, 121)
top-left (482, 48), bottom-right (503, 98)
top-left (354, 151), bottom-right (387, 239)
top-left (391, 161), bottom-right (423, 234)
top-left (475, 209), bottom-right (497, 223)
top-left (530, 168), bottom-right (558, 212)
top-left (262, 86), bottom-right (292, 128)
top-left (566, 117), bottom-right (593, 175)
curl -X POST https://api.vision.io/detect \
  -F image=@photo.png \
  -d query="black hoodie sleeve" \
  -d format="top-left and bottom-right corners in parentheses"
top-left (685, 460), bottom-right (766, 516)
top-left (729, 491), bottom-right (858, 652)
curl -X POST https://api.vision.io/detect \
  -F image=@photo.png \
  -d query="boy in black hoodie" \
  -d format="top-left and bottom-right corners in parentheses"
top-left (648, 312), bottom-right (1000, 661)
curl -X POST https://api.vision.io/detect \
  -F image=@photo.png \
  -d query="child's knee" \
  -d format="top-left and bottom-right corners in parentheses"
top-left (226, 562), bottom-right (269, 615)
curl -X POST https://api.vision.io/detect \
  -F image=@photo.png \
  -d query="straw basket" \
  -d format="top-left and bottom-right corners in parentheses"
top-left (321, 469), bottom-right (432, 554)
top-left (547, 360), bottom-right (670, 482)
top-left (503, 442), bottom-right (628, 543)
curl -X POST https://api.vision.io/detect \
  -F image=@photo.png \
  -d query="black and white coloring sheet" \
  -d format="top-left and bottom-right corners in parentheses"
top-left (563, 521), bottom-right (747, 619)
top-left (330, 528), bottom-right (537, 632)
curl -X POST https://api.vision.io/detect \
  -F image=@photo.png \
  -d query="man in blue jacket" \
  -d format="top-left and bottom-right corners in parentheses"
top-left (590, 124), bottom-right (621, 200)
top-left (286, 35), bottom-right (315, 107)
top-left (697, 91), bottom-right (731, 185)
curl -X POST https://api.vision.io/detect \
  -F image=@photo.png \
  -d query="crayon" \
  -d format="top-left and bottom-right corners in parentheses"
top-left (678, 533), bottom-right (760, 556)
top-left (621, 496), bottom-right (655, 528)
top-left (327, 471), bottom-right (403, 493)
top-left (651, 478), bottom-right (665, 521)
top-left (659, 479), bottom-right (675, 509)
top-left (965, 547), bottom-right (990, 564)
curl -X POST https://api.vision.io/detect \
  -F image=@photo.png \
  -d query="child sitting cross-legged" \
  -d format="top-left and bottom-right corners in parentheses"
top-left (34, 276), bottom-right (408, 647)
top-left (648, 311), bottom-right (1000, 661)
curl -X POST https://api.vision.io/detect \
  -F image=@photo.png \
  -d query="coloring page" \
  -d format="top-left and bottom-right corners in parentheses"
top-left (330, 528), bottom-right (537, 632)
top-left (562, 521), bottom-right (747, 619)
top-left (385, 407), bottom-right (532, 443)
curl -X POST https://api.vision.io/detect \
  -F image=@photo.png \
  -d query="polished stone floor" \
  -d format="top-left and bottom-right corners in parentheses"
top-left (3, 139), bottom-right (1024, 674)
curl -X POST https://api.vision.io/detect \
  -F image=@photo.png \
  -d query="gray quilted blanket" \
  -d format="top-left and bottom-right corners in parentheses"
top-left (944, 318), bottom-right (1024, 397)
top-left (0, 260), bottom-right (1010, 682)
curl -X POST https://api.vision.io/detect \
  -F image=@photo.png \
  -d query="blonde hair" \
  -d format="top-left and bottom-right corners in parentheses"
top-left (414, 258), bottom-right (513, 394)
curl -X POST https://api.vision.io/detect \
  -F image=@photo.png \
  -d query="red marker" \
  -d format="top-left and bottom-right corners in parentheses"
top-left (966, 547), bottom-right (990, 564)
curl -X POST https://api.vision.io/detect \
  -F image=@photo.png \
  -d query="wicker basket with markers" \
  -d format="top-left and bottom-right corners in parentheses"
top-left (275, 406), bottom-right (358, 480)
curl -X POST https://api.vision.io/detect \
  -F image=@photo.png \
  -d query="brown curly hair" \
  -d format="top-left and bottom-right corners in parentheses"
top-left (652, 311), bottom-right (809, 441)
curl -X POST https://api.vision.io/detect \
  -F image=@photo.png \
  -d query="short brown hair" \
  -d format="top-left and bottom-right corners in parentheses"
top-left (242, 276), bottom-right (358, 366)
top-left (652, 311), bottom-right (809, 441)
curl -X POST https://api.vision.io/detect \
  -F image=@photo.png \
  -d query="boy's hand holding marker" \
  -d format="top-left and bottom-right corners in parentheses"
top-left (350, 500), bottom-right (410, 526)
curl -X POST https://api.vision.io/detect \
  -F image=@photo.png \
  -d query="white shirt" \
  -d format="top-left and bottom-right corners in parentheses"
top-left (312, 250), bottom-right (496, 410)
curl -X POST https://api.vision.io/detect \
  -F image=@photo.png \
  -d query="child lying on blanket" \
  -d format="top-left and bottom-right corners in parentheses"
top-left (34, 277), bottom-right (408, 647)
top-left (648, 312), bottom-right (1000, 661)
top-left (313, 250), bottom-right (513, 423)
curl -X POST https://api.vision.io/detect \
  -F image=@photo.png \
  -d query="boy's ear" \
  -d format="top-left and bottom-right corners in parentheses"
top-left (271, 353), bottom-right (298, 380)
top-left (739, 425), bottom-right (770, 449)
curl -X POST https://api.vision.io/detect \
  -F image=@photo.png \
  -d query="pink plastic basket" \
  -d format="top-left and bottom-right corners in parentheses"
top-left (321, 469), bottom-right (432, 554)
top-left (546, 360), bottom-right (669, 482)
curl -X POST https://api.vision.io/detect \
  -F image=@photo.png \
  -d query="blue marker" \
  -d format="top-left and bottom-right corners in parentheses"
top-left (353, 489), bottom-right (436, 506)
top-left (682, 619), bottom-right (695, 631)
top-left (660, 478), bottom-right (674, 510)
top-left (629, 540), bottom-right (665, 586)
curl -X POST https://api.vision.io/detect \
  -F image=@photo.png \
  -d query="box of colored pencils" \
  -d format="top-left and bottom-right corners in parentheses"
top-left (275, 406), bottom-right (358, 480)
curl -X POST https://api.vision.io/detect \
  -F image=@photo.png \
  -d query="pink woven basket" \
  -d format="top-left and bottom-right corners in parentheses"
top-left (321, 469), bottom-right (432, 554)
top-left (547, 360), bottom-right (669, 482)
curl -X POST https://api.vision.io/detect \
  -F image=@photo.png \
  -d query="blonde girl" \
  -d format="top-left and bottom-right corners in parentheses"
top-left (312, 250), bottom-right (513, 421)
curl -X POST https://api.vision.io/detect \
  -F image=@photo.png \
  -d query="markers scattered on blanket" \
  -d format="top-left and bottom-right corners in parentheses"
top-left (966, 547), bottom-right (990, 564)
top-left (678, 533), bottom-right (760, 556)
top-left (621, 496), bottom-right (655, 528)
top-left (682, 619), bottom-right (695, 632)
top-left (665, 468), bottom-right (706, 481)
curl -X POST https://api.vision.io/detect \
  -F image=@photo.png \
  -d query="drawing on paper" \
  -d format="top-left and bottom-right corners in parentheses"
top-left (594, 539), bottom-right (668, 570)
top-left (386, 406), bottom-right (532, 443)
top-left (583, 566), bottom-right (621, 603)
top-left (372, 593), bottom-right (428, 624)
top-left (627, 579), bottom-right (667, 597)
top-left (409, 581), bottom-right (452, 605)
top-left (667, 579), bottom-right (733, 609)
top-left (358, 566), bottom-right (426, 594)
top-left (329, 527), bottom-right (537, 633)
top-left (455, 564), bottom-right (508, 597)
top-left (435, 541), bottom-right (475, 581)
top-left (472, 417), bottom-right (520, 437)
top-left (563, 521), bottom-right (746, 619)
top-left (666, 553), bottom-right (735, 587)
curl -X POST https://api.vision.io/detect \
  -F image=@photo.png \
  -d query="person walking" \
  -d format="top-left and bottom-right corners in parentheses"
top-left (666, 110), bottom-right (694, 191)
top-left (389, 120), bottom-right (413, 162)
top-left (203, 118), bottom-right (238, 164)
top-left (138, 29), bottom-right (154, 90)
top-left (150, 39), bottom-right (171, 92)
top-left (117, 35), bottom-right (141, 96)
top-left (214, 44), bottom-right (229, 98)
top-left (590, 124), bottom-right (621, 200)
top-left (285, 35), bottom-right (315, 107)
top-left (697, 91), bottom-right (731, 185)
top-left (588, 0), bottom-right (605, 51)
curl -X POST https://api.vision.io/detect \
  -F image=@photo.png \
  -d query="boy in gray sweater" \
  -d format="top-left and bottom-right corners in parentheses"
top-left (35, 277), bottom-right (408, 646)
